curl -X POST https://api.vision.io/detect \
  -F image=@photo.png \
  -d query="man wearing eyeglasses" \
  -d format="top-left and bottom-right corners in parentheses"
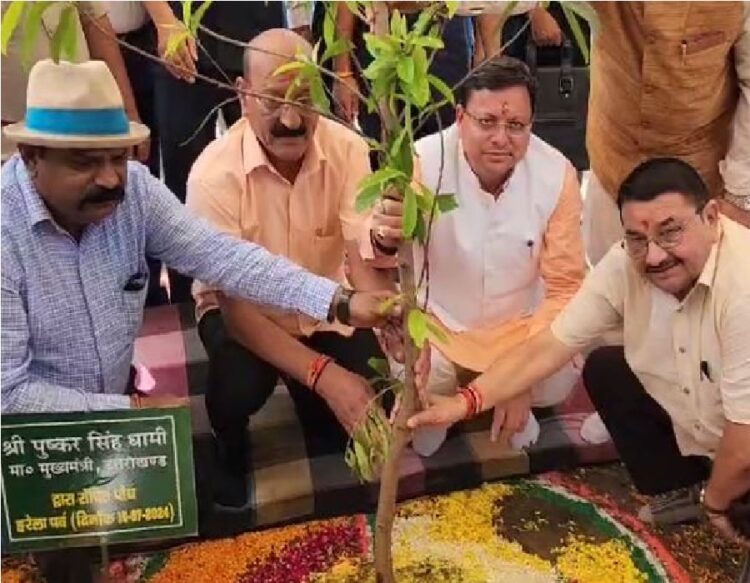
top-left (372, 57), bottom-right (586, 456)
top-left (409, 157), bottom-right (750, 550)
top-left (185, 29), bottom-right (397, 509)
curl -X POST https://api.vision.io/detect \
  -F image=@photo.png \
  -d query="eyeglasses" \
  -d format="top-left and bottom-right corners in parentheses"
top-left (254, 93), bottom-right (313, 116)
top-left (463, 111), bottom-right (532, 137)
top-left (623, 206), bottom-right (705, 258)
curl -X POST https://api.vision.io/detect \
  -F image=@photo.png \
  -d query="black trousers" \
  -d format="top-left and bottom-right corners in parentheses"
top-left (153, 68), bottom-right (242, 303)
top-left (198, 310), bottom-right (386, 457)
top-left (583, 346), bottom-right (712, 495)
top-left (118, 24), bottom-right (168, 307)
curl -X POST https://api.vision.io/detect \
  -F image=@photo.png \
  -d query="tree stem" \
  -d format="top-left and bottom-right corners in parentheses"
top-left (374, 241), bottom-right (418, 583)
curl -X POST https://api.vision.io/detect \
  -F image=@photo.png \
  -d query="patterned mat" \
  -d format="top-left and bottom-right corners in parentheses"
top-left (134, 305), bottom-right (618, 535)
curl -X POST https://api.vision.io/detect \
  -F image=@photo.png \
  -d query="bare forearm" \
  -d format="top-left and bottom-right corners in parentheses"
top-left (705, 422), bottom-right (750, 510)
top-left (81, 15), bottom-right (140, 120)
top-left (474, 328), bottom-right (579, 411)
top-left (334, 2), bottom-right (355, 73)
top-left (142, 0), bottom-right (178, 26)
top-left (218, 295), bottom-right (318, 385)
top-left (477, 14), bottom-right (503, 58)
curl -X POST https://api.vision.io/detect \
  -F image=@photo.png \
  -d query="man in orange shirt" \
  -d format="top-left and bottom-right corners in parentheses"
top-left (186, 29), bottom-right (394, 509)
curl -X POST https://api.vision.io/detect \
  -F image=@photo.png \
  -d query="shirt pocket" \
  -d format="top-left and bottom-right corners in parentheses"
top-left (119, 261), bottom-right (149, 336)
top-left (314, 233), bottom-right (346, 279)
top-left (681, 31), bottom-right (730, 71)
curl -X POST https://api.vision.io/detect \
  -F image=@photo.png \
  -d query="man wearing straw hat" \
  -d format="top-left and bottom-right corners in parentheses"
top-left (1, 59), bottom-right (395, 415)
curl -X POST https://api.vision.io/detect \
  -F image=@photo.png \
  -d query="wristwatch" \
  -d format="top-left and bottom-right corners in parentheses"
top-left (327, 286), bottom-right (354, 325)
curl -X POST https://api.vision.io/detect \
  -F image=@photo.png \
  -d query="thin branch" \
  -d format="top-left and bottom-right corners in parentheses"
top-left (84, 16), bottom-right (371, 142)
top-left (197, 23), bottom-right (372, 108)
top-left (417, 106), bottom-right (446, 306)
top-left (194, 34), bottom-right (233, 86)
top-left (178, 95), bottom-right (239, 147)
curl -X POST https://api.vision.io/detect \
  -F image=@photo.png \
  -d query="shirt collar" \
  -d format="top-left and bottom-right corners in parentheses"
top-left (15, 156), bottom-right (54, 227)
top-left (241, 118), bottom-right (325, 179)
top-left (697, 219), bottom-right (724, 289)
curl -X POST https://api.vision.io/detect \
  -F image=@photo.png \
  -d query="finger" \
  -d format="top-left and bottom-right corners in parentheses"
top-left (491, 407), bottom-right (505, 442)
top-left (498, 411), bottom-right (517, 445)
top-left (187, 36), bottom-right (198, 61)
top-left (390, 394), bottom-right (401, 423)
top-left (407, 407), bottom-right (443, 429)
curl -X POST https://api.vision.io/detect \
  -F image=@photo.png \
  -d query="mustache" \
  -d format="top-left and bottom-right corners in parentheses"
top-left (645, 259), bottom-right (680, 273)
top-left (79, 186), bottom-right (125, 209)
top-left (270, 124), bottom-right (306, 138)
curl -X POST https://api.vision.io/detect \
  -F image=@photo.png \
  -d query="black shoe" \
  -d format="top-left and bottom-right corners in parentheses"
top-left (212, 430), bottom-right (251, 510)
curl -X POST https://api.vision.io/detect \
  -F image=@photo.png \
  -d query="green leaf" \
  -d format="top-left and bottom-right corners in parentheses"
top-left (320, 38), bottom-right (349, 64)
top-left (189, 0), bottom-right (212, 35)
top-left (444, 0), bottom-right (459, 18)
top-left (411, 35), bottom-right (444, 49)
top-left (403, 184), bottom-right (418, 238)
top-left (21, 1), bottom-right (54, 67)
top-left (359, 166), bottom-right (405, 191)
top-left (415, 183), bottom-right (435, 213)
top-left (272, 59), bottom-right (306, 77)
top-left (353, 440), bottom-right (373, 482)
top-left (310, 78), bottom-right (330, 113)
top-left (407, 309), bottom-right (429, 348)
top-left (388, 127), bottom-right (412, 177)
top-left (390, 9), bottom-right (407, 39)
top-left (410, 77), bottom-right (430, 108)
top-left (409, 46), bottom-right (430, 106)
top-left (368, 357), bottom-right (390, 378)
top-left (165, 30), bottom-right (190, 60)
top-left (413, 211), bottom-right (427, 244)
top-left (396, 57), bottom-right (414, 84)
top-left (411, 6), bottom-right (435, 37)
top-left (323, 3), bottom-right (335, 48)
top-left (561, 4), bottom-right (590, 64)
top-left (344, 0), bottom-right (365, 20)
top-left (50, 5), bottom-right (76, 63)
top-left (355, 167), bottom-right (405, 213)
top-left (1, 1), bottom-right (25, 55)
top-left (428, 74), bottom-right (454, 105)
top-left (426, 318), bottom-right (448, 343)
top-left (435, 193), bottom-right (458, 213)
top-left (364, 33), bottom-right (395, 57)
top-left (181, 0), bottom-right (193, 26)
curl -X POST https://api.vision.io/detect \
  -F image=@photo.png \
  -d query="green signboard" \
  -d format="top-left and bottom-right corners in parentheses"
top-left (1, 407), bottom-right (197, 553)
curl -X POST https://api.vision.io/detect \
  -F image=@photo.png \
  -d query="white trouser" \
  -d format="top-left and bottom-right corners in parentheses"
top-left (583, 171), bottom-right (624, 266)
top-left (425, 347), bottom-right (578, 407)
top-left (411, 347), bottom-right (579, 456)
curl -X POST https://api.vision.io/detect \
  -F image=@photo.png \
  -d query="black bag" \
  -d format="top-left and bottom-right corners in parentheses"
top-left (527, 38), bottom-right (590, 171)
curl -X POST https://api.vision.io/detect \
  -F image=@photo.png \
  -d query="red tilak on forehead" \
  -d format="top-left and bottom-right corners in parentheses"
top-left (501, 102), bottom-right (510, 114)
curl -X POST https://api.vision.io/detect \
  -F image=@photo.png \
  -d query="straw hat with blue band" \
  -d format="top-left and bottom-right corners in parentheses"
top-left (3, 59), bottom-right (149, 149)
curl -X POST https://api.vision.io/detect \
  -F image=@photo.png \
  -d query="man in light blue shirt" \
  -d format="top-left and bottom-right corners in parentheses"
top-left (1, 59), bottom-right (391, 414)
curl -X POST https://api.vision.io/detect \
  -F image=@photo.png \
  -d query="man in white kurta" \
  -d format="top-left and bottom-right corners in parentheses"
top-left (372, 57), bottom-right (586, 456)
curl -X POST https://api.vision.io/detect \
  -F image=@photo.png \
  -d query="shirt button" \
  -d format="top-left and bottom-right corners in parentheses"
top-left (683, 387), bottom-right (690, 395)
top-left (694, 423), bottom-right (701, 431)
top-left (643, 83), bottom-right (655, 94)
top-left (678, 347), bottom-right (686, 354)
top-left (646, 32), bottom-right (657, 44)
top-left (641, 120), bottom-right (652, 129)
